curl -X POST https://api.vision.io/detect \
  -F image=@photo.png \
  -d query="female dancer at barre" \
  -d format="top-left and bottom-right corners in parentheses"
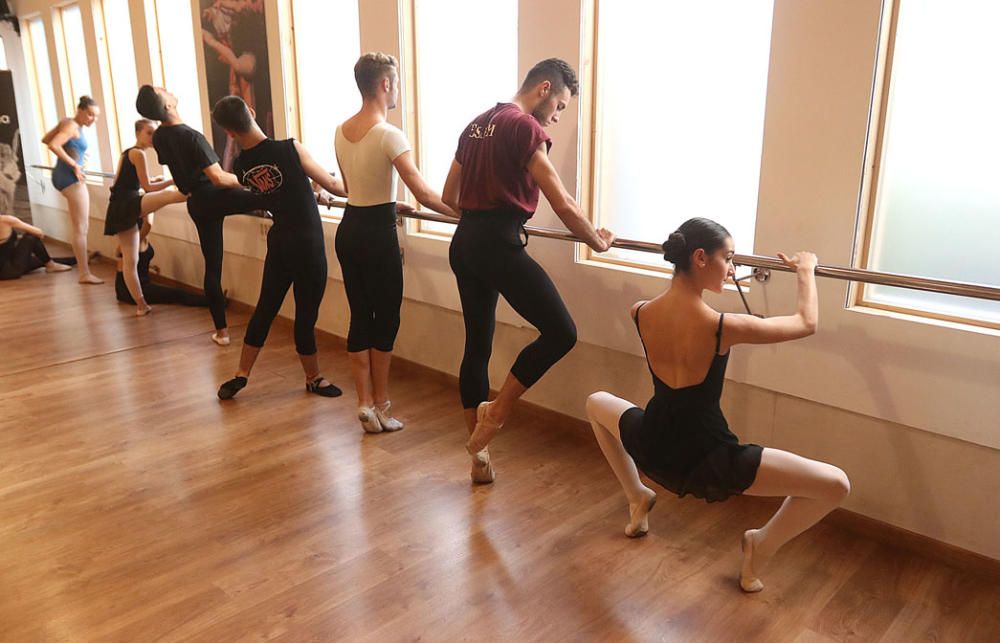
top-left (334, 52), bottom-right (458, 433)
top-left (42, 96), bottom-right (103, 284)
top-left (585, 217), bottom-right (850, 593)
top-left (103, 118), bottom-right (187, 315)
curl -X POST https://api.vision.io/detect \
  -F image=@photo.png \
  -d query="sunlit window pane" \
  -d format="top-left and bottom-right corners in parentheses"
top-left (152, 0), bottom-right (202, 131)
top-left (28, 18), bottom-right (58, 143)
top-left (0, 36), bottom-right (8, 70)
top-left (100, 0), bottom-right (139, 156)
top-left (59, 4), bottom-right (103, 171)
top-left (592, 1), bottom-right (772, 266)
top-left (865, 0), bottom-right (1000, 324)
top-left (291, 1), bottom-right (360, 177)
top-left (411, 0), bottom-right (517, 234)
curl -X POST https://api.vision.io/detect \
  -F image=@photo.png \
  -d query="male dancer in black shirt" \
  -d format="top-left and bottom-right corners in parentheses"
top-left (136, 84), bottom-right (266, 345)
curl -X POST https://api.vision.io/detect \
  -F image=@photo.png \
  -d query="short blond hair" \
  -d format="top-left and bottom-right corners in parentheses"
top-left (354, 52), bottom-right (398, 98)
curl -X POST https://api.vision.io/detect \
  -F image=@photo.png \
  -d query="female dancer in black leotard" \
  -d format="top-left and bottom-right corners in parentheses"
top-left (585, 217), bottom-right (850, 593)
top-left (104, 119), bottom-right (187, 315)
top-left (0, 214), bottom-right (72, 279)
top-left (211, 96), bottom-right (346, 400)
top-left (114, 215), bottom-right (209, 308)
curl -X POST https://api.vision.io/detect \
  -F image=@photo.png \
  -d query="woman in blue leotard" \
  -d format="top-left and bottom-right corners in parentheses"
top-left (41, 96), bottom-right (102, 284)
top-left (585, 217), bottom-right (850, 594)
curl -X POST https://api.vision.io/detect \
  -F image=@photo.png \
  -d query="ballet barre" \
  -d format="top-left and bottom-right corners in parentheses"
top-left (29, 164), bottom-right (1000, 302)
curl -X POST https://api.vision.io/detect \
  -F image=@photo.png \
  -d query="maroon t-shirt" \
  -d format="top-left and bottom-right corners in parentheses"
top-left (455, 103), bottom-right (552, 217)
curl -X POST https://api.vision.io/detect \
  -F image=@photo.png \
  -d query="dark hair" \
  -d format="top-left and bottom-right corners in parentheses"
top-left (77, 95), bottom-right (97, 111)
top-left (212, 96), bottom-right (254, 134)
top-left (136, 85), bottom-right (168, 121)
top-left (354, 52), bottom-right (398, 98)
top-left (519, 58), bottom-right (579, 97)
top-left (662, 217), bottom-right (731, 272)
top-left (134, 118), bottom-right (155, 134)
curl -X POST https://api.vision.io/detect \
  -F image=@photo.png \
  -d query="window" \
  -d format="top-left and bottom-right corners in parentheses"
top-left (95, 0), bottom-right (139, 158)
top-left (56, 4), bottom-right (104, 172)
top-left (583, 0), bottom-right (773, 271)
top-left (404, 0), bottom-right (518, 235)
top-left (149, 0), bottom-right (203, 131)
top-left (859, 1), bottom-right (1000, 327)
top-left (284, 0), bottom-right (361, 191)
top-left (23, 17), bottom-right (58, 161)
top-left (0, 35), bottom-right (8, 70)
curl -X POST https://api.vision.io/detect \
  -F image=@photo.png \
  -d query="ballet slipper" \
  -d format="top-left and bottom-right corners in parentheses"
top-left (135, 305), bottom-right (152, 317)
top-left (373, 401), bottom-right (403, 431)
top-left (466, 401), bottom-right (503, 455)
top-left (624, 489), bottom-right (657, 538)
top-left (217, 376), bottom-right (248, 400)
top-left (358, 406), bottom-right (383, 433)
top-left (470, 447), bottom-right (495, 484)
top-left (211, 332), bottom-right (231, 346)
top-left (740, 529), bottom-right (764, 593)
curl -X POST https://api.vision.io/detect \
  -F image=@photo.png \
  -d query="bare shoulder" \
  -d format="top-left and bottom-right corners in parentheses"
top-left (629, 300), bottom-right (648, 320)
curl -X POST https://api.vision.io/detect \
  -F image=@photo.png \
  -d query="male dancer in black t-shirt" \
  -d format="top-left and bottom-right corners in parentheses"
top-left (136, 84), bottom-right (266, 345)
top-left (211, 96), bottom-right (347, 400)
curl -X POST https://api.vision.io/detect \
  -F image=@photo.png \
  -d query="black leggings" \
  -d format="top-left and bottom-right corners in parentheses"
top-left (334, 203), bottom-right (402, 353)
top-left (244, 234), bottom-right (327, 355)
top-left (115, 273), bottom-right (210, 307)
top-left (187, 186), bottom-right (267, 329)
top-left (448, 209), bottom-right (577, 409)
top-left (0, 234), bottom-right (51, 280)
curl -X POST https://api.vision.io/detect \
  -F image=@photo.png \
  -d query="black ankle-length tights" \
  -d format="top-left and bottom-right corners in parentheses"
top-left (0, 233), bottom-right (51, 280)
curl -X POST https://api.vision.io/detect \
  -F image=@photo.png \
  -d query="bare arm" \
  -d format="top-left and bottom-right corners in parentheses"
top-left (203, 162), bottom-right (243, 189)
top-left (129, 149), bottom-right (174, 193)
top-left (526, 144), bottom-right (614, 252)
top-left (392, 151), bottom-right (459, 218)
top-left (293, 140), bottom-right (347, 197)
top-left (203, 31), bottom-right (257, 77)
top-left (442, 159), bottom-right (462, 216)
top-left (0, 214), bottom-right (44, 238)
top-left (723, 252), bottom-right (819, 347)
top-left (43, 120), bottom-right (84, 179)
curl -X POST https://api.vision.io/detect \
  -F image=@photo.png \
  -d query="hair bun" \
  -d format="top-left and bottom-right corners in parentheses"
top-left (662, 231), bottom-right (687, 264)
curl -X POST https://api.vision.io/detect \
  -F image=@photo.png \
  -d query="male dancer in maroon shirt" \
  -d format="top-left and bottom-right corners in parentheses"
top-left (443, 58), bottom-right (615, 483)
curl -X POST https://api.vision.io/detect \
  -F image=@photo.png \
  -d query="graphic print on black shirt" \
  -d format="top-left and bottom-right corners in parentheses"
top-left (242, 164), bottom-right (283, 194)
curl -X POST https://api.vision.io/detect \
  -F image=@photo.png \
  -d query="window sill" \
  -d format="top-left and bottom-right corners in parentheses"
top-left (847, 301), bottom-right (1000, 336)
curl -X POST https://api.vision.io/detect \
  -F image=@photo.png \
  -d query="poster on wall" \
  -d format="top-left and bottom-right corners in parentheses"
top-left (200, 0), bottom-right (273, 172)
top-left (0, 69), bottom-right (30, 223)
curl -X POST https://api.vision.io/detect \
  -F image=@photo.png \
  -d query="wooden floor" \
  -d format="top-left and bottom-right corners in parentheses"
top-left (2, 261), bottom-right (999, 642)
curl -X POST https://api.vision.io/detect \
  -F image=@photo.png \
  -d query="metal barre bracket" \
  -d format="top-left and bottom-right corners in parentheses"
top-left (752, 267), bottom-right (771, 283)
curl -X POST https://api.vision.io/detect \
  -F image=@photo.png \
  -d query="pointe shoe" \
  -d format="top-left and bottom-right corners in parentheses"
top-left (135, 305), bottom-right (152, 317)
top-left (625, 490), bottom-right (657, 538)
top-left (211, 332), bottom-right (231, 346)
top-left (740, 529), bottom-right (764, 593)
top-left (358, 406), bottom-right (383, 434)
top-left (373, 401), bottom-right (404, 432)
top-left (466, 401), bottom-right (503, 455)
top-left (470, 447), bottom-right (495, 484)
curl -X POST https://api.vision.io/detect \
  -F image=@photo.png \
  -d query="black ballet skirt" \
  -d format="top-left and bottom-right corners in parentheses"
top-left (104, 148), bottom-right (143, 235)
top-left (619, 308), bottom-right (763, 503)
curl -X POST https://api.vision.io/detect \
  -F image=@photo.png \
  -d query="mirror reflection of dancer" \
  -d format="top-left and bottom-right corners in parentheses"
top-left (335, 53), bottom-right (458, 433)
top-left (103, 119), bottom-right (187, 316)
top-left (41, 96), bottom-right (103, 284)
top-left (0, 131), bottom-right (23, 216)
top-left (585, 218), bottom-right (850, 593)
top-left (211, 96), bottom-right (347, 400)
top-left (442, 59), bottom-right (615, 483)
top-left (136, 85), bottom-right (267, 345)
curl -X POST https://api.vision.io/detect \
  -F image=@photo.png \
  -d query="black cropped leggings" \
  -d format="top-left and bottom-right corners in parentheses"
top-left (334, 203), bottom-right (402, 353)
top-left (244, 233), bottom-right (327, 355)
top-left (0, 234), bottom-right (51, 280)
top-left (448, 210), bottom-right (577, 409)
top-left (187, 186), bottom-right (267, 330)
top-left (115, 273), bottom-right (210, 307)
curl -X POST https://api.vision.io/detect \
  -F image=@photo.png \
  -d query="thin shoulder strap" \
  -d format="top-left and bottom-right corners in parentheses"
top-left (715, 313), bottom-right (725, 355)
top-left (632, 302), bottom-right (652, 360)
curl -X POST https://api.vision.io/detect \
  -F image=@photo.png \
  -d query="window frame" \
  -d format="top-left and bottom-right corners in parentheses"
top-left (93, 0), bottom-right (137, 161)
top-left (852, 0), bottom-right (999, 332)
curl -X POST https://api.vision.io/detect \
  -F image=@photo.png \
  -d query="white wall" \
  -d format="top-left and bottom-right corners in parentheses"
top-left (7, 0), bottom-right (1000, 559)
